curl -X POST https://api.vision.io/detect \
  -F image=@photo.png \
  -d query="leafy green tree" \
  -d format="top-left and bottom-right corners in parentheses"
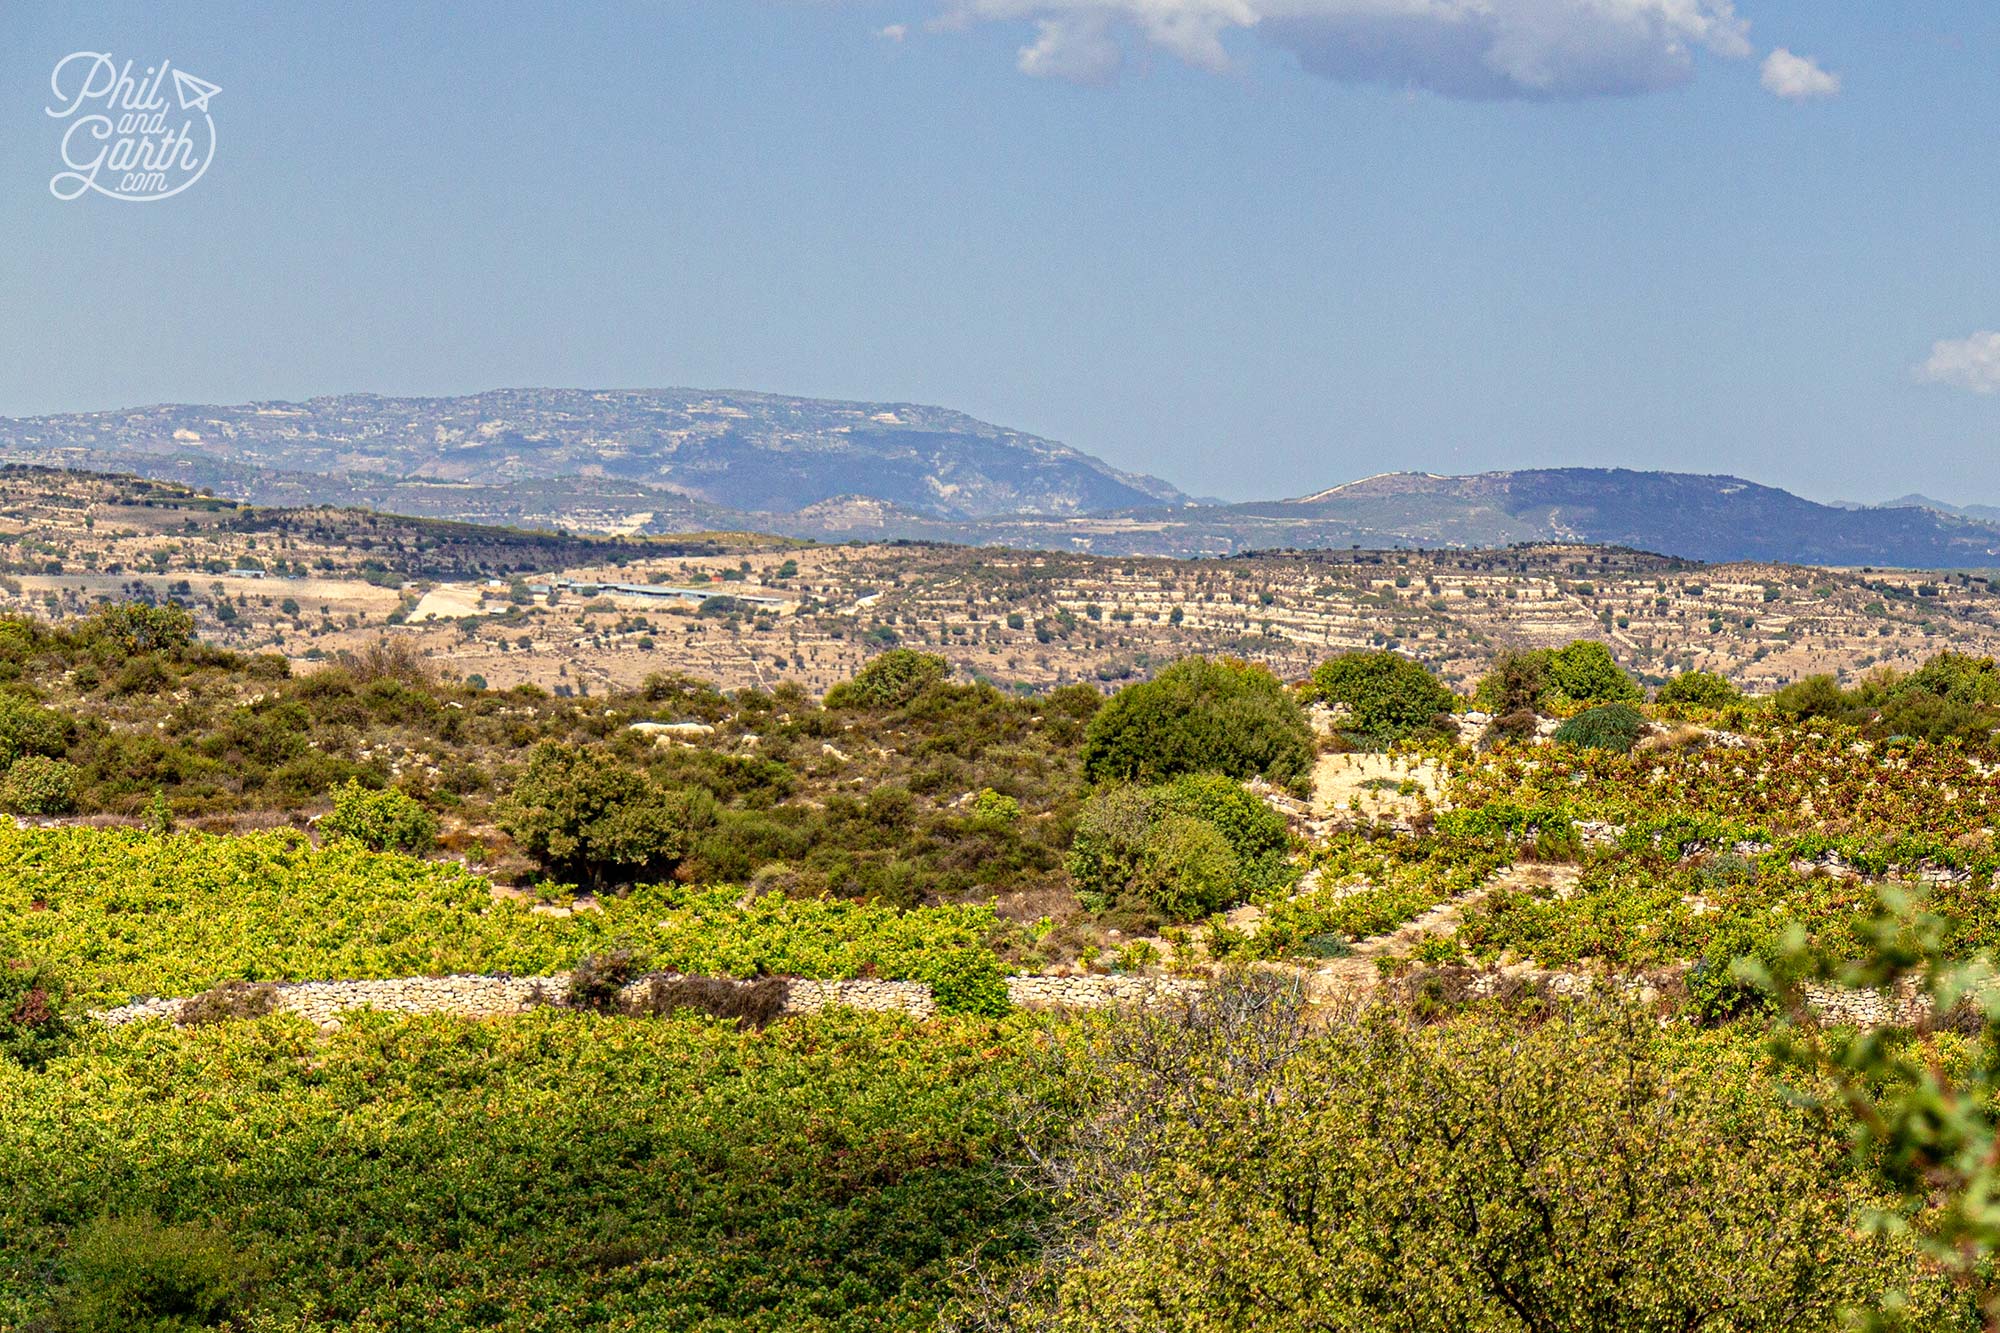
top-left (1307, 651), bottom-right (1456, 747)
top-left (1656, 669), bottom-right (1741, 708)
top-left (1551, 703), bottom-right (1650, 753)
top-left (320, 778), bottom-right (438, 854)
top-left (83, 602), bottom-right (196, 658)
top-left (824, 649), bottom-right (950, 710)
top-left (1545, 640), bottom-right (1641, 705)
top-left (500, 743), bottom-right (709, 890)
top-left (1082, 657), bottom-right (1315, 794)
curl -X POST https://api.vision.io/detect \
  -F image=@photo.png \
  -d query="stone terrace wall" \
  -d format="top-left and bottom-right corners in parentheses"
top-left (90, 968), bottom-right (1934, 1030)
top-left (93, 971), bottom-right (1204, 1028)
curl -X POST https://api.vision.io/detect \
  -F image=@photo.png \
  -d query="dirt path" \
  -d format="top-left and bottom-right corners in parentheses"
top-left (1300, 862), bottom-right (1577, 1003)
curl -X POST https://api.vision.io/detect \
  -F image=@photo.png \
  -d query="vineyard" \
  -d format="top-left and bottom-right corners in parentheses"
top-left (0, 1009), bottom-right (1041, 1332)
top-left (10, 612), bottom-right (2000, 1329)
top-left (0, 826), bottom-right (1006, 1011)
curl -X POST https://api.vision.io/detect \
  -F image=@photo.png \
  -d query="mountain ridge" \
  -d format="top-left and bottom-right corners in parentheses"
top-left (0, 387), bottom-right (1187, 523)
top-left (3, 390), bottom-right (1998, 569)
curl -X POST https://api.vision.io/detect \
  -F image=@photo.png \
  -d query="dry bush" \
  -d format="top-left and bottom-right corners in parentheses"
top-left (1385, 965), bottom-right (1562, 1025)
top-left (623, 975), bottom-right (790, 1030)
top-left (338, 636), bottom-right (434, 685)
top-left (1635, 724), bottom-right (1710, 754)
top-left (567, 950), bottom-right (638, 1010)
top-left (177, 981), bottom-right (281, 1026)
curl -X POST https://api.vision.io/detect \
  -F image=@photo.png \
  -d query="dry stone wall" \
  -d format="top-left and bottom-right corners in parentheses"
top-left (92, 971), bottom-right (1204, 1028)
top-left (88, 967), bottom-right (1940, 1030)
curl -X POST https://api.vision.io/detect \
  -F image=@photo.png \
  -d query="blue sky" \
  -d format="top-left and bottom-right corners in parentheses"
top-left (1, 1), bottom-right (1996, 505)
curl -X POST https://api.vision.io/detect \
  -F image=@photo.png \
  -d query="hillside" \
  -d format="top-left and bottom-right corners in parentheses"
top-left (795, 468), bottom-right (2000, 568)
top-left (7, 466), bottom-right (2000, 701)
top-left (7, 385), bottom-right (1999, 570)
top-left (0, 387), bottom-right (1187, 524)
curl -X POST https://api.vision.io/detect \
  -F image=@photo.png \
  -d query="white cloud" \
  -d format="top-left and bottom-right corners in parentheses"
top-left (879, 22), bottom-right (910, 40)
top-left (926, 0), bottom-right (1767, 97)
top-left (1018, 13), bottom-right (1127, 81)
top-left (1760, 47), bottom-right (1839, 100)
top-left (1918, 332), bottom-right (2000, 395)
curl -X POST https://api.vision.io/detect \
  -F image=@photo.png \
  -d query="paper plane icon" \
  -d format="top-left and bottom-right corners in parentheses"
top-left (171, 68), bottom-right (221, 113)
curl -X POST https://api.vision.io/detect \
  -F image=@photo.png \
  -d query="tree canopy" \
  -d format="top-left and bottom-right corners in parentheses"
top-left (1081, 657), bottom-right (1316, 795)
top-left (1307, 651), bottom-right (1456, 748)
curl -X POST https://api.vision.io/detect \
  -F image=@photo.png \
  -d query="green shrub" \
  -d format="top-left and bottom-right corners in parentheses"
top-left (0, 959), bottom-right (72, 1069)
top-left (0, 693), bottom-right (72, 766)
top-left (500, 744), bottom-right (710, 890)
top-left (83, 602), bottom-right (196, 658)
top-left (1898, 650), bottom-right (2000, 707)
top-left (969, 788), bottom-right (1022, 825)
top-left (824, 649), bottom-right (949, 710)
top-left (918, 946), bottom-right (1011, 1017)
top-left (1551, 704), bottom-right (1650, 753)
top-left (46, 1212), bottom-right (253, 1333)
top-left (1545, 640), bottom-right (1641, 705)
top-left (975, 986), bottom-right (1948, 1332)
top-left (1306, 651), bottom-right (1456, 747)
top-left (0, 754), bottom-right (78, 815)
top-left (1875, 693), bottom-right (1995, 744)
top-left (1150, 772), bottom-right (1290, 872)
top-left (1656, 670), bottom-right (1741, 708)
top-left (1065, 785), bottom-right (1155, 911)
top-left (1138, 816), bottom-right (1241, 922)
top-left (1082, 657), bottom-right (1315, 794)
top-left (320, 778), bottom-right (438, 854)
top-left (1067, 775), bottom-right (1286, 923)
top-left (1772, 674), bottom-right (1854, 722)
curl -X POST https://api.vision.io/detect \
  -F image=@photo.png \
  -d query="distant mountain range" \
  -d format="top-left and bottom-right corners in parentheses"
top-left (0, 388), bottom-right (1185, 526)
top-left (2, 389), bottom-right (1996, 570)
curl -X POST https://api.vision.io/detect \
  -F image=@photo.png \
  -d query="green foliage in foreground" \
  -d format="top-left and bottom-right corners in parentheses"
top-left (1081, 656), bottom-right (1316, 795)
top-left (0, 826), bottom-right (1007, 1009)
top-left (962, 983), bottom-right (1971, 1332)
top-left (1755, 890), bottom-right (2000, 1327)
top-left (0, 1009), bottom-right (1040, 1332)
